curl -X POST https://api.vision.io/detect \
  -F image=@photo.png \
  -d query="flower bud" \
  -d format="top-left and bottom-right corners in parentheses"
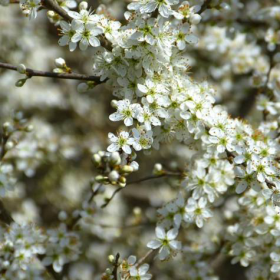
top-left (15, 78), bottom-right (27, 87)
top-left (55, 57), bottom-right (66, 68)
top-left (79, 1), bottom-right (88, 10)
top-left (92, 153), bottom-right (102, 164)
top-left (95, 175), bottom-right (105, 182)
top-left (3, 122), bottom-right (13, 134)
top-left (153, 163), bottom-right (163, 175)
top-left (17, 64), bottom-right (26, 74)
top-left (108, 170), bottom-right (119, 183)
top-left (25, 124), bottom-right (34, 132)
top-left (111, 100), bottom-right (118, 108)
top-left (121, 165), bottom-right (134, 173)
top-left (5, 141), bottom-right (14, 150)
top-left (108, 255), bottom-right (115, 263)
top-left (47, 10), bottom-right (55, 17)
top-left (190, 14), bottom-right (201, 25)
top-left (119, 176), bottom-right (126, 185)
top-left (131, 161), bottom-right (139, 171)
top-left (109, 152), bottom-right (121, 165)
top-left (77, 83), bottom-right (89, 93)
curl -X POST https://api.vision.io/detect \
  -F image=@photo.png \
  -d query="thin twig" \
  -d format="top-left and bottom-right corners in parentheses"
top-left (41, 0), bottom-right (72, 21)
top-left (127, 172), bottom-right (182, 186)
top-left (101, 186), bottom-right (123, 208)
top-left (0, 62), bottom-right (102, 83)
top-left (135, 249), bottom-right (155, 268)
top-left (101, 172), bottom-right (183, 209)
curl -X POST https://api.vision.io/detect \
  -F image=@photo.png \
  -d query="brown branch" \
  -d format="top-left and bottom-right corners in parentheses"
top-left (112, 253), bottom-right (120, 280)
top-left (0, 62), bottom-right (102, 84)
top-left (41, 0), bottom-right (72, 21)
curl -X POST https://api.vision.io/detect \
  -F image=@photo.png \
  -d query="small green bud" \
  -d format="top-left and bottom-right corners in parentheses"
top-left (119, 176), bottom-right (126, 184)
top-left (5, 141), bottom-right (14, 150)
top-left (92, 154), bottom-right (102, 164)
top-left (15, 78), bottom-right (27, 87)
top-left (108, 170), bottom-right (119, 183)
top-left (153, 163), bottom-right (163, 175)
top-left (108, 255), bottom-right (115, 263)
top-left (47, 10), bottom-right (55, 18)
top-left (95, 175), bottom-right (105, 182)
top-left (111, 100), bottom-right (118, 108)
top-left (121, 165), bottom-right (134, 173)
top-left (17, 64), bottom-right (26, 74)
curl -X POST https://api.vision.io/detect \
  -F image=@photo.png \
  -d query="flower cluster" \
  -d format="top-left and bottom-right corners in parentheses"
top-left (92, 150), bottom-right (138, 186)
top-left (0, 222), bottom-right (80, 277)
top-left (102, 254), bottom-right (152, 280)
top-left (0, 223), bottom-right (46, 279)
top-left (42, 223), bottom-right (80, 273)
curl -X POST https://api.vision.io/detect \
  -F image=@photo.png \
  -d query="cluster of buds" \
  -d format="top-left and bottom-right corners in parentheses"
top-left (15, 64), bottom-right (30, 87)
top-left (53, 57), bottom-right (71, 73)
top-left (92, 151), bottom-right (138, 187)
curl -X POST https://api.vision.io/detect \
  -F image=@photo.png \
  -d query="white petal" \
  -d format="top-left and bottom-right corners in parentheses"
top-left (167, 228), bottom-right (178, 240)
top-left (156, 226), bottom-right (166, 239)
top-left (147, 240), bottom-right (162, 249)
top-left (89, 36), bottom-right (101, 47)
top-left (122, 145), bottom-right (131, 154)
top-left (236, 181), bottom-right (247, 194)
